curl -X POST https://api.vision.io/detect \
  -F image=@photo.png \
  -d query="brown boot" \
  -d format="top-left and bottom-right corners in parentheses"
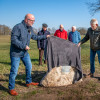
top-left (39, 49), bottom-right (44, 65)
top-left (9, 89), bottom-right (18, 96)
top-left (86, 73), bottom-right (94, 78)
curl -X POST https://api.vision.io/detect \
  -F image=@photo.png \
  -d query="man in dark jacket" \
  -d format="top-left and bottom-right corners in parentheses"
top-left (9, 14), bottom-right (50, 96)
top-left (37, 23), bottom-right (50, 65)
top-left (78, 19), bottom-right (100, 78)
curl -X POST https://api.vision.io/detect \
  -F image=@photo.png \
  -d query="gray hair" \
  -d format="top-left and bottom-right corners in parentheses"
top-left (90, 19), bottom-right (98, 25)
top-left (72, 26), bottom-right (76, 30)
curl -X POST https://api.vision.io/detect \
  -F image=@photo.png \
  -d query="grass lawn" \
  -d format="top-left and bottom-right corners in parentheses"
top-left (0, 35), bottom-right (100, 100)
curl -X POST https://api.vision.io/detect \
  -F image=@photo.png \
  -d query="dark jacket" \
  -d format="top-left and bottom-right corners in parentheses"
top-left (37, 29), bottom-right (50, 49)
top-left (47, 36), bottom-right (82, 81)
top-left (10, 20), bottom-right (46, 57)
top-left (80, 27), bottom-right (100, 51)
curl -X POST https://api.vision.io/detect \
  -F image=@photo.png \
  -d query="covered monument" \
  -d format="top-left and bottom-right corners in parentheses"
top-left (40, 36), bottom-right (82, 87)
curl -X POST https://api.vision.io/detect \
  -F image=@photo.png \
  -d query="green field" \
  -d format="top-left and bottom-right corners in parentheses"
top-left (0, 35), bottom-right (100, 100)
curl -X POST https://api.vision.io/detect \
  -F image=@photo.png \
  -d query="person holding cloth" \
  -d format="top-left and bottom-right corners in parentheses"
top-left (78, 19), bottom-right (100, 78)
top-left (9, 14), bottom-right (50, 96)
top-left (37, 23), bottom-right (50, 65)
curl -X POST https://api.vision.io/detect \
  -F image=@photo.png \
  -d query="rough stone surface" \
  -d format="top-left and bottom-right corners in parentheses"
top-left (40, 66), bottom-right (82, 87)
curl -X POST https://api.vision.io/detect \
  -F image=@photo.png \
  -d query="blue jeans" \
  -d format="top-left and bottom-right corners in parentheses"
top-left (90, 49), bottom-right (100, 74)
top-left (8, 53), bottom-right (32, 90)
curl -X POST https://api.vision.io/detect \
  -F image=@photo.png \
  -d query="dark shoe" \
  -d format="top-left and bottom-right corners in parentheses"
top-left (86, 73), bottom-right (94, 78)
top-left (26, 82), bottom-right (39, 87)
top-left (9, 89), bottom-right (18, 96)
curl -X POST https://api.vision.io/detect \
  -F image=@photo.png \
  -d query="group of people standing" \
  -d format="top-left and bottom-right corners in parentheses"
top-left (8, 13), bottom-right (100, 96)
top-left (54, 24), bottom-right (81, 44)
top-left (38, 23), bottom-right (81, 65)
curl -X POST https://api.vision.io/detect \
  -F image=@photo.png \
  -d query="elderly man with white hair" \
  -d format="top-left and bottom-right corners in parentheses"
top-left (78, 18), bottom-right (100, 78)
top-left (54, 24), bottom-right (67, 40)
top-left (68, 26), bottom-right (81, 44)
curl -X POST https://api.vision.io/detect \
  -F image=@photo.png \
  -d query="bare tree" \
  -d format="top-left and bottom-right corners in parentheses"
top-left (33, 27), bottom-right (38, 34)
top-left (77, 27), bottom-right (87, 35)
top-left (87, 0), bottom-right (100, 15)
top-left (0, 25), bottom-right (11, 35)
top-left (51, 27), bottom-right (56, 34)
top-left (38, 27), bottom-right (42, 32)
top-left (47, 28), bottom-right (51, 32)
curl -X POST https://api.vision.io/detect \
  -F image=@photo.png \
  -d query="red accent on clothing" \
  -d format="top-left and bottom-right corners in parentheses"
top-left (54, 29), bottom-right (67, 40)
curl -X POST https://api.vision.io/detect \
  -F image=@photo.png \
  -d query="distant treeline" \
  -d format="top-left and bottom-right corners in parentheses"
top-left (0, 24), bottom-right (88, 35)
top-left (76, 27), bottom-right (87, 35)
top-left (0, 25), bottom-right (11, 35)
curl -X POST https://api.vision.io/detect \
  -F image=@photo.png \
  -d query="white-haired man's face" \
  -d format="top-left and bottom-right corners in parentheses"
top-left (91, 24), bottom-right (98, 30)
top-left (72, 27), bottom-right (76, 32)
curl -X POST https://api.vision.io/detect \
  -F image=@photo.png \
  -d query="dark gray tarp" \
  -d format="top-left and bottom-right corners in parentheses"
top-left (47, 36), bottom-right (82, 81)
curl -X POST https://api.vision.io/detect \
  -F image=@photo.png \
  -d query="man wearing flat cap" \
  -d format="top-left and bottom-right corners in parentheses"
top-left (37, 23), bottom-right (50, 65)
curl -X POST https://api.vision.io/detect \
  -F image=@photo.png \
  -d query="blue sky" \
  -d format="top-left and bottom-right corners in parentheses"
top-left (0, 0), bottom-right (100, 30)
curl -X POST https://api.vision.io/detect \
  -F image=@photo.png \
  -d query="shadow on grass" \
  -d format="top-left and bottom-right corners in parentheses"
top-left (94, 76), bottom-right (100, 81)
top-left (15, 71), bottom-right (46, 84)
top-left (0, 71), bottom-right (46, 90)
top-left (0, 61), bottom-right (11, 65)
top-left (32, 71), bottom-right (46, 83)
top-left (0, 84), bottom-right (9, 92)
top-left (0, 71), bottom-right (46, 94)
top-left (0, 74), bottom-right (9, 82)
top-left (0, 75), bottom-right (9, 92)
top-left (82, 73), bottom-right (100, 81)
top-left (31, 58), bottom-right (39, 62)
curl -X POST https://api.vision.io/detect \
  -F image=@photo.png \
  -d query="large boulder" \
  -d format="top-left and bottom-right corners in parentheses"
top-left (40, 66), bottom-right (82, 87)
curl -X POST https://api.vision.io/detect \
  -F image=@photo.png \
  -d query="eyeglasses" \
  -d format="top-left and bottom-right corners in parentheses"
top-left (28, 19), bottom-right (35, 22)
